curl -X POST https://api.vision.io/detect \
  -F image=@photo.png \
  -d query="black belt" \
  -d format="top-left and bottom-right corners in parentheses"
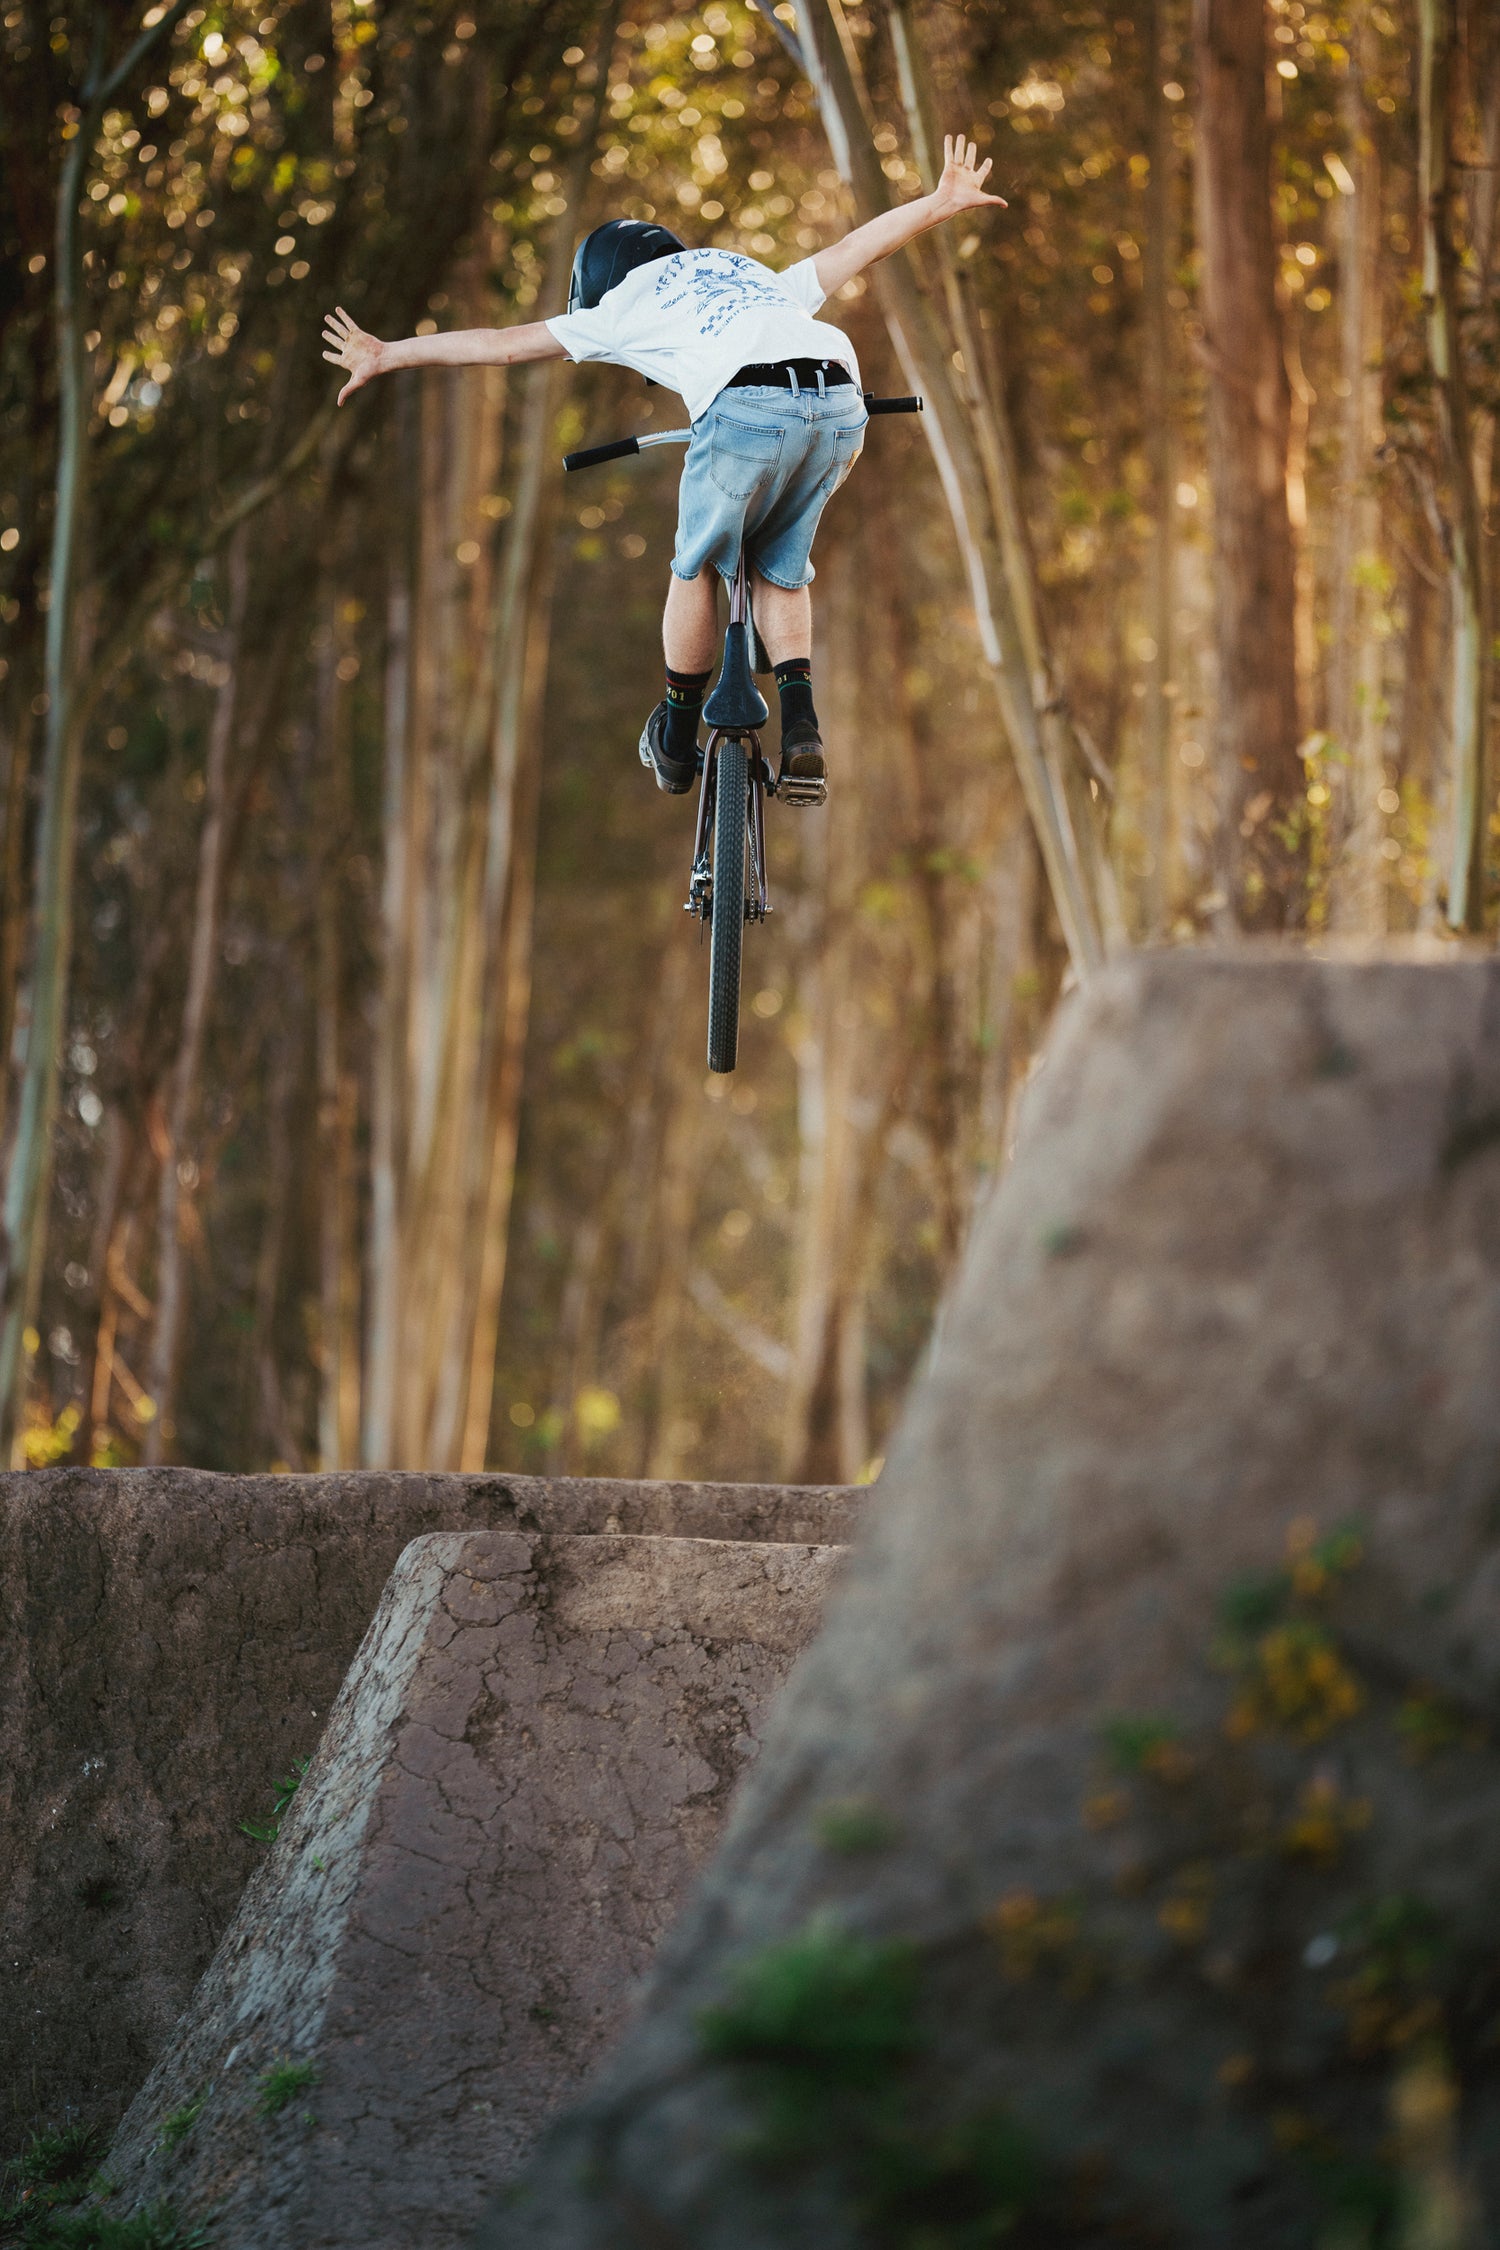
top-left (724, 359), bottom-right (855, 390)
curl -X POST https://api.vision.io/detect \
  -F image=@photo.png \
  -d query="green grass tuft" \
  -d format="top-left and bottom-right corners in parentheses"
top-left (814, 1798), bottom-right (899, 1856)
top-left (1, 2125), bottom-right (205, 2249)
top-left (697, 1918), bottom-right (1042, 2242)
top-left (153, 2101), bottom-right (203, 2156)
top-left (14, 2209), bottom-right (208, 2250)
top-left (2, 2127), bottom-right (100, 2200)
top-left (699, 1920), bottom-right (919, 2092)
top-left (859, 2108), bottom-right (1041, 2247)
top-left (1218, 1570), bottom-right (1290, 1636)
top-left (1100, 1715), bottom-right (1181, 1774)
top-left (255, 2060), bottom-right (318, 2118)
top-left (238, 1757), bottom-right (311, 1844)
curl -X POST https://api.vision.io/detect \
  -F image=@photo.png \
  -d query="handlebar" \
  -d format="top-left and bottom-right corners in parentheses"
top-left (563, 393), bottom-right (923, 472)
top-left (563, 435), bottom-right (649, 471)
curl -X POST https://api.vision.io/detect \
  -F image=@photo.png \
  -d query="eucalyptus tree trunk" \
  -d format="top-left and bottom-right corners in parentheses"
top-left (0, 699), bottom-right (33, 1157)
top-left (796, 0), bottom-right (1110, 979)
top-left (452, 340), bottom-right (565, 1469)
top-left (641, 1074), bottom-right (708, 1481)
top-left (1192, 0), bottom-right (1305, 928)
top-left (362, 414), bottom-right (417, 1472)
top-left (369, 350), bottom-right (504, 1466)
top-left (1419, 0), bottom-right (1489, 932)
top-left (142, 536), bottom-right (248, 1462)
top-left (314, 615), bottom-right (363, 1471)
top-left (0, 0), bottom-right (194, 1455)
top-left (363, 24), bottom-right (615, 1470)
top-left (1141, 0), bottom-right (1179, 935)
top-left (783, 535), bottom-right (878, 1485)
top-left (1328, 9), bottom-right (1388, 936)
top-left (885, 0), bottom-right (1122, 965)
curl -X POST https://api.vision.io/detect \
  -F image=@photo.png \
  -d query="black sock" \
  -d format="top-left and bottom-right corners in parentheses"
top-left (664, 666), bottom-right (710, 757)
top-left (774, 657), bottom-right (817, 734)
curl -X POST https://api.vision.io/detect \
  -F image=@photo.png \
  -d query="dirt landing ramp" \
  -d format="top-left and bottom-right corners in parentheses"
top-left (101, 1529), bottom-right (841, 2250)
top-left (0, 1469), bottom-right (856, 2144)
top-left (486, 952), bottom-right (1500, 2249)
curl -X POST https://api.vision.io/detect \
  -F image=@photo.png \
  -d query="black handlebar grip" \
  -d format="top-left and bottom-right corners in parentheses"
top-left (563, 435), bottom-right (642, 471)
top-left (863, 394), bottom-right (924, 415)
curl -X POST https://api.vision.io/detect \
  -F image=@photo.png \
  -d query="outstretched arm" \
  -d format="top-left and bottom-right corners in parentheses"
top-left (322, 307), bottom-right (566, 404)
top-left (812, 134), bottom-right (1006, 299)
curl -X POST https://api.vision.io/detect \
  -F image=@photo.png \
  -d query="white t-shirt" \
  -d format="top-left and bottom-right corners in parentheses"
top-left (545, 248), bottom-right (860, 422)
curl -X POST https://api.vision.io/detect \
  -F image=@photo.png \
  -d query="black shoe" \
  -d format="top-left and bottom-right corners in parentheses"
top-left (776, 718), bottom-right (827, 807)
top-left (639, 701), bottom-right (698, 795)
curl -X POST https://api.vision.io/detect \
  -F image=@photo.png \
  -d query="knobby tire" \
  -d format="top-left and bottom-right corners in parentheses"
top-left (707, 738), bottom-right (748, 1074)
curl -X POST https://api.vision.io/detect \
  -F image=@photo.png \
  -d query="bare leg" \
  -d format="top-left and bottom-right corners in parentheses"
top-left (749, 573), bottom-right (811, 664)
top-left (662, 570), bottom-right (720, 672)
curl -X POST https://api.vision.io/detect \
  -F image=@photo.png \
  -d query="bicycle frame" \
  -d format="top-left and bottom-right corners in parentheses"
top-left (688, 546), bottom-right (770, 932)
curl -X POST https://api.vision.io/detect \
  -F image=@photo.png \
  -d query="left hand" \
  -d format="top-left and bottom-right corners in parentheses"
top-left (930, 134), bottom-right (1006, 219)
top-left (322, 305), bottom-right (384, 403)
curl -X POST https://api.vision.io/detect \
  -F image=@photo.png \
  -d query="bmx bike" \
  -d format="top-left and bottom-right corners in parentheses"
top-left (564, 391), bottom-right (922, 1075)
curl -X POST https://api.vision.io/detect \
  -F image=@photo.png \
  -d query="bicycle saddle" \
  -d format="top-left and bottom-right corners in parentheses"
top-left (703, 621), bottom-right (769, 732)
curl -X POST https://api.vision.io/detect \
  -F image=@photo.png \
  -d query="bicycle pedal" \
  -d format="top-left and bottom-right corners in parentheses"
top-left (777, 772), bottom-right (828, 808)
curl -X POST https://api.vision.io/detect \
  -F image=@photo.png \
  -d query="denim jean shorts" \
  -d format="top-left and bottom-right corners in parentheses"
top-left (671, 382), bottom-right (868, 590)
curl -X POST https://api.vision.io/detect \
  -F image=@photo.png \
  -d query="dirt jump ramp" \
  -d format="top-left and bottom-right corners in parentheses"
top-left (97, 1528), bottom-right (841, 2249)
top-left (0, 1471), bottom-right (855, 2147)
top-left (483, 951), bottom-right (1500, 2249)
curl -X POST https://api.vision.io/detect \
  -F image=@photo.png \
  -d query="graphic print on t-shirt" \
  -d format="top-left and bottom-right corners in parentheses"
top-left (544, 245), bottom-right (861, 420)
top-left (651, 251), bottom-right (802, 339)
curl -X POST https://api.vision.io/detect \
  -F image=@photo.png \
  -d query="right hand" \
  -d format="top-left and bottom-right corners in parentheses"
top-left (322, 306), bottom-right (384, 403)
top-left (929, 134), bottom-right (1006, 220)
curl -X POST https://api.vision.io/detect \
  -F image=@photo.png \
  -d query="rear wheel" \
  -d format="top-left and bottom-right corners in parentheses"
top-left (707, 737), bottom-right (747, 1074)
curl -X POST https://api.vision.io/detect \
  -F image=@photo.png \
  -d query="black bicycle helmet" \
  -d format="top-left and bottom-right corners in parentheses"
top-left (568, 219), bottom-right (685, 312)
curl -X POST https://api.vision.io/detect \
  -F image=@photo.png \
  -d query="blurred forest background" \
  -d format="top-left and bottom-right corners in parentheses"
top-left (0, 0), bottom-right (1496, 1481)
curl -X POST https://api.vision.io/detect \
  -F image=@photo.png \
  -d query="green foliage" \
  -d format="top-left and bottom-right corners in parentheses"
top-left (1218, 1526), bottom-right (1364, 1643)
top-left (856, 2111), bottom-right (1041, 2249)
top-left (1099, 1715), bottom-right (1180, 1774)
top-left (238, 1758), bottom-right (310, 1843)
top-left (1304, 2152), bottom-right (1402, 2250)
top-left (6, 2131), bottom-right (99, 2193)
top-left (74, 1876), bottom-right (123, 1915)
top-left (1, 2126), bottom-right (205, 2249)
top-left (698, 1921), bottom-right (1042, 2242)
top-left (1341, 1895), bottom-right (1447, 1986)
top-left (1218, 1569), bottom-right (1290, 1636)
top-left (699, 1921), bottom-right (919, 2091)
top-left (1395, 1690), bottom-right (1475, 1761)
top-left (154, 2102), bottom-right (202, 2156)
top-left (0, 2124), bottom-right (101, 2232)
top-left (814, 1798), bottom-right (899, 1855)
top-left (255, 2060), bottom-right (318, 2118)
top-left (9, 2211), bottom-right (207, 2250)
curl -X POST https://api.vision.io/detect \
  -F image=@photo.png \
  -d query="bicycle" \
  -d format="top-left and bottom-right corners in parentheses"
top-left (564, 392), bottom-right (922, 1075)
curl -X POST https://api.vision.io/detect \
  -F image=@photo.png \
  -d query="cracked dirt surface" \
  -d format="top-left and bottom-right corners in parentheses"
top-left (99, 1530), bottom-right (842, 2250)
top-left (0, 1470), bottom-right (857, 2146)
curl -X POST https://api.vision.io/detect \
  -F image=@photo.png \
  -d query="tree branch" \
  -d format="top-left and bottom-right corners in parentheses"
top-left (92, 0), bottom-right (196, 107)
top-left (744, 0), bottom-right (806, 72)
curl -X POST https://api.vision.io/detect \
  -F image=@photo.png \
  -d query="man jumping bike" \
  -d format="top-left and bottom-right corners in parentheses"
top-left (323, 134), bottom-right (1004, 810)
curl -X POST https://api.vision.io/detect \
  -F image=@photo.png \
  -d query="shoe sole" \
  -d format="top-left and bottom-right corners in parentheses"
top-left (638, 725), bottom-right (695, 795)
top-left (778, 773), bottom-right (827, 807)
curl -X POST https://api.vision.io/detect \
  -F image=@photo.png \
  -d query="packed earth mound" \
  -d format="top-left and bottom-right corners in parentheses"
top-left (485, 951), bottom-right (1500, 2249)
top-left (98, 1529), bottom-right (841, 2249)
top-left (0, 1469), bottom-right (857, 2145)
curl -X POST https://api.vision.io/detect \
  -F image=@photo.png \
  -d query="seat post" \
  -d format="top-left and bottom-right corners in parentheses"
top-left (703, 546), bottom-right (768, 732)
